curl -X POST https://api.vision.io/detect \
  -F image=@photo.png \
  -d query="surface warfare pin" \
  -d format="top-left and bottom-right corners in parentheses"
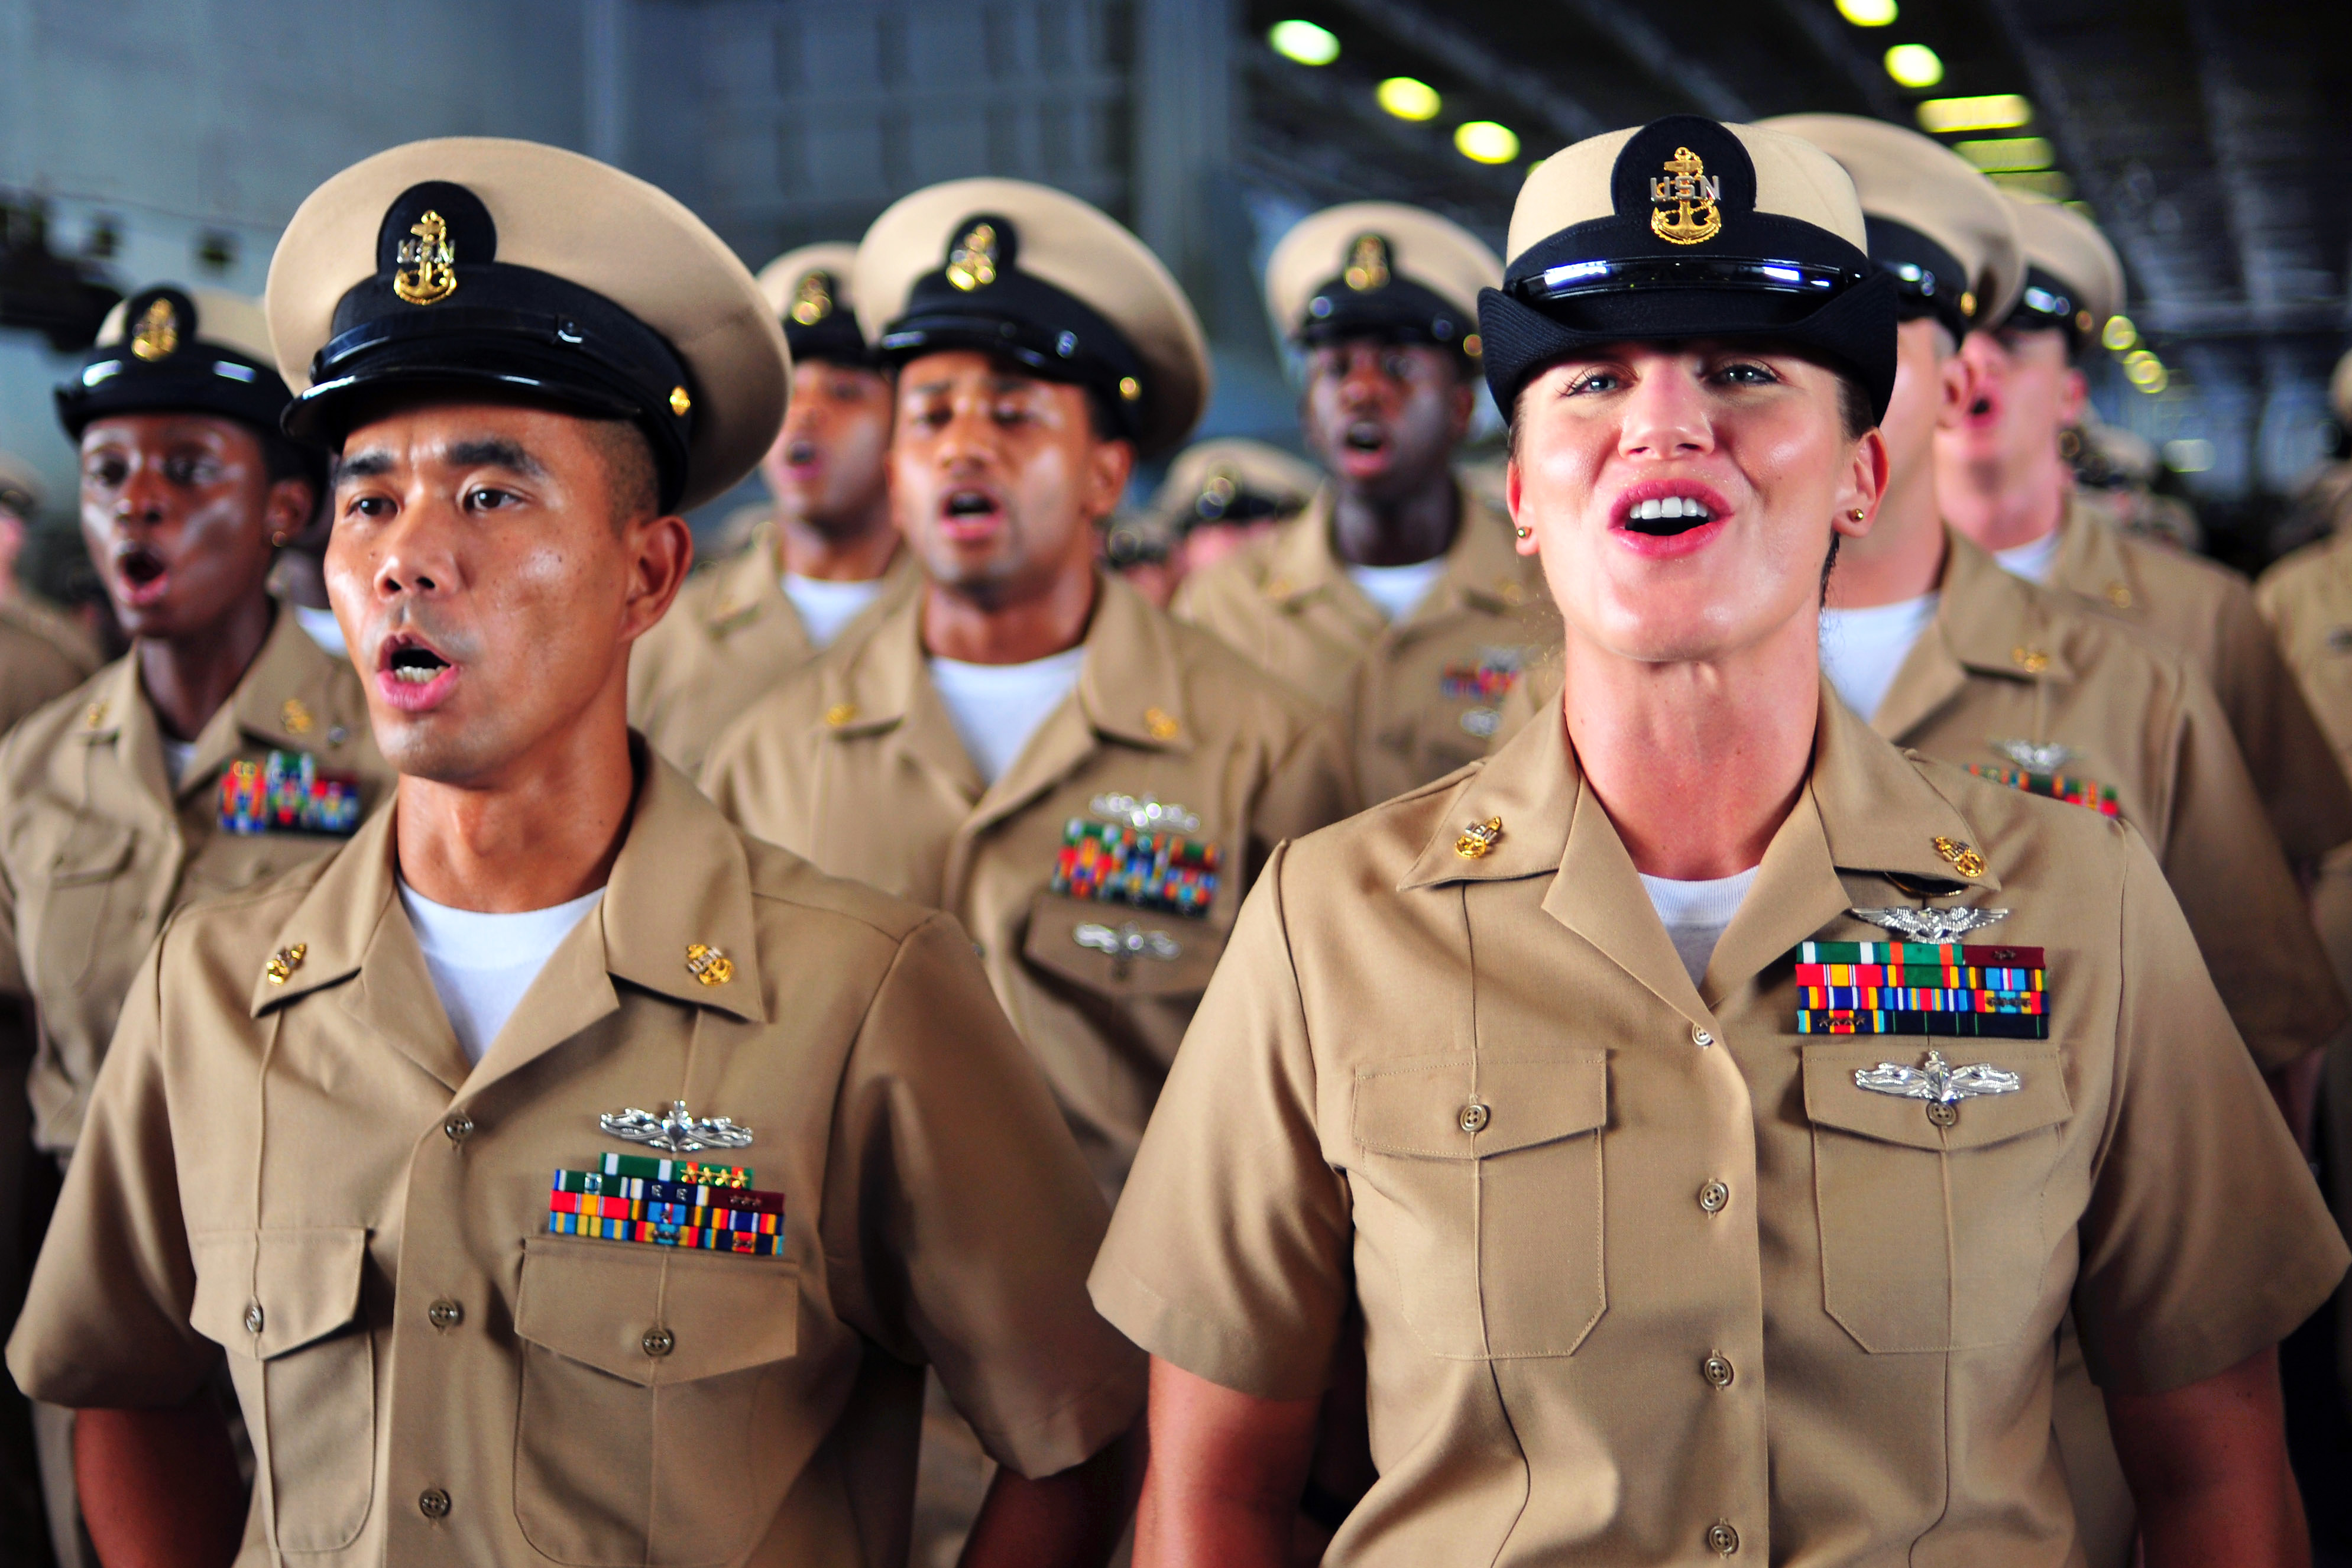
top-left (600, 1099), bottom-right (754, 1152)
top-left (1855, 1048), bottom-right (2023, 1128)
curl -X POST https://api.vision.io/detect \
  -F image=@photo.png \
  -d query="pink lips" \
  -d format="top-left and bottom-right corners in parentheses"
top-left (374, 635), bottom-right (459, 714)
top-left (1607, 478), bottom-right (1734, 561)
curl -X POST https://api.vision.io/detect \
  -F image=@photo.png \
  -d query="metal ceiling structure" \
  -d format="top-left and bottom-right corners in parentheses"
top-left (1237, 0), bottom-right (2352, 554)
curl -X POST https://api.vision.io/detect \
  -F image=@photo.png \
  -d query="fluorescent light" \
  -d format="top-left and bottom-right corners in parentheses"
top-left (2163, 438), bottom-right (2214, 472)
top-left (1268, 20), bottom-right (1340, 66)
top-left (2101, 315), bottom-right (2137, 352)
top-left (1884, 44), bottom-right (1945, 88)
top-left (1836, 0), bottom-right (1898, 24)
top-left (1990, 169), bottom-right (2073, 200)
top-left (1916, 93), bottom-right (2033, 133)
top-left (1378, 76), bottom-right (1443, 121)
top-left (1954, 136), bottom-right (2054, 172)
top-left (1455, 121), bottom-right (1520, 164)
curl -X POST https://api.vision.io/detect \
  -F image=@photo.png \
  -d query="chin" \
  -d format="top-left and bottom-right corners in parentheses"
top-left (374, 717), bottom-right (508, 787)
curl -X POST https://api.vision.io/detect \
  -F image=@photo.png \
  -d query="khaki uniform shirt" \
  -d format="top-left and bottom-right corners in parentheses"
top-left (702, 574), bottom-right (1355, 1190)
top-left (0, 597), bottom-right (99, 738)
top-left (0, 610), bottom-right (391, 1156)
top-left (629, 519), bottom-right (919, 775)
top-left (1174, 481), bottom-right (1559, 806)
top-left (7, 755), bottom-right (1138, 1568)
top-left (1875, 530), bottom-right (2344, 1072)
top-left (2046, 494), bottom-right (2352, 863)
top-left (1094, 690), bottom-right (2346, 1566)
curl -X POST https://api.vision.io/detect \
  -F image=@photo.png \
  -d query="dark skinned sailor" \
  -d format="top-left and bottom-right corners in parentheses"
top-left (1177, 203), bottom-right (1557, 805)
top-left (7, 139), bottom-right (1141, 1568)
top-left (1935, 196), bottom-right (2352, 882)
top-left (0, 452), bottom-right (101, 731)
top-left (704, 179), bottom-right (1353, 1197)
top-left (1094, 115), bottom-right (2344, 1567)
top-left (631, 242), bottom-right (916, 774)
top-left (0, 284), bottom-right (392, 1568)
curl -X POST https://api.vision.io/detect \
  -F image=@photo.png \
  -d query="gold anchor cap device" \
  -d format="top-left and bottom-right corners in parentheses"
top-left (1479, 114), bottom-right (1898, 426)
top-left (56, 284), bottom-right (310, 474)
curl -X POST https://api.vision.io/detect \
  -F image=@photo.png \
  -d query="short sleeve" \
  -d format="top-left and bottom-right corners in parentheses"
top-left (2072, 833), bottom-right (2350, 1394)
top-left (1090, 844), bottom-right (1353, 1401)
top-left (6, 924), bottom-right (219, 1406)
top-left (820, 911), bottom-right (1142, 1479)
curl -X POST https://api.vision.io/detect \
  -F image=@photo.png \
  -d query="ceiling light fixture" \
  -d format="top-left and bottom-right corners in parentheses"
top-left (1884, 44), bottom-right (1945, 89)
top-left (1455, 121), bottom-right (1521, 164)
top-left (1916, 93), bottom-right (2033, 133)
top-left (1836, 0), bottom-right (1899, 24)
top-left (1377, 76), bottom-right (1443, 121)
top-left (2101, 315), bottom-right (2137, 352)
top-left (1268, 20), bottom-right (1340, 66)
top-left (1954, 136), bottom-right (2055, 172)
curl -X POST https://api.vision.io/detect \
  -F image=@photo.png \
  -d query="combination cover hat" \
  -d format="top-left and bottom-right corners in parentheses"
top-left (1265, 202), bottom-right (1501, 364)
top-left (266, 137), bottom-right (789, 513)
top-left (1146, 437), bottom-right (1322, 535)
top-left (1760, 114), bottom-right (2024, 342)
top-left (1998, 194), bottom-right (2125, 348)
top-left (1479, 115), bottom-right (1897, 422)
top-left (757, 243), bottom-right (869, 368)
top-left (57, 285), bottom-right (295, 441)
top-left (854, 177), bottom-right (1210, 458)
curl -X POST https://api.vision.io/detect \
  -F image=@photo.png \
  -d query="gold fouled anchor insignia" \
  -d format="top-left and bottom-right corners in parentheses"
top-left (264, 943), bottom-right (306, 985)
top-left (946, 223), bottom-right (998, 291)
top-left (394, 209), bottom-right (458, 306)
top-left (684, 943), bottom-right (734, 986)
top-left (1455, 817), bottom-right (1503, 858)
top-left (1344, 233), bottom-right (1391, 292)
top-left (1649, 147), bottom-right (1722, 247)
top-left (791, 270), bottom-right (834, 325)
top-left (131, 298), bottom-right (180, 362)
top-left (1932, 835), bottom-right (1987, 879)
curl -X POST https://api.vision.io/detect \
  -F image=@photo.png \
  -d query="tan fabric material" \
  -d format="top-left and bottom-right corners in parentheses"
top-left (0, 597), bottom-right (99, 738)
top-left (7, 754), bottom-right (1137, 1567)
top-left (629, 520), bottom-right (918, 775)
top-left (1095, 688), bottom-right (2347, 1566)
top-left (1173, 481), bottom-right (1559, 806)
top-left (702, 574), bottom-right (1354, 1191)
top-left (0, 610), bottom-right (391, 1156)
top-left (2048, 494), bottom-right (2352, 864)
top-left (1877, 529), bottom-right (2345, 1072)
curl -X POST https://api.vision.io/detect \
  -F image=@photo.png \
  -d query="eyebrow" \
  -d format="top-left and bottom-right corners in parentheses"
top-left (333, 450), bottom-right (394, 484)
top-left (445, 438), bottom-right (546, 477)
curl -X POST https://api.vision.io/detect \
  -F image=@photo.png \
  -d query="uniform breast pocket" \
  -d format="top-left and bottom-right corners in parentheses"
top-left (1022, 891), bottom-right (1227, 1000)
top-left (1350, 1052), bottom-right (1609, 1359)
top-left (189, 1227), bottom-right (375, 1554)
top-left (21, 822), bottom-right (136, 994)
top-left (1803, 1041), bottom-right (2071, 1353)
top-left (512, 1236), bottom-right (799, 1567)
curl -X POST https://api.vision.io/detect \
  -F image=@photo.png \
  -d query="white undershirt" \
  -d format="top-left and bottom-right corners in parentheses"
top-left (1346, 558), bottom-right (1447, 623)
top-left (161, 739), bottom-right (197, 785)
top-left (397, 881), bottom-right (606, 1063)
top-left (926, 646), bottom-right (1087, 786)
top-left (294, 603), bottom-right (347, 658)
top-left (781, 574), bottom-right (885, 650)
top-left (1639, 867), bottom-right (1760, 987)
top-left (1994, 530), bottom-right (2061, 585)
top-left (1819, 592), bottom-right (1939, 722)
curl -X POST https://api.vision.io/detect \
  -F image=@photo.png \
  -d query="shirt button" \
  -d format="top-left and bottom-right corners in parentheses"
top-left (427, 1299), bottom-right (464, 1330)
top-left (242, 1304), bottom-right (264, 1334)
top-left (1702, 1353), bottom-right (1735, 1389)
top-left (442, 1113), bottom-right (474, 1143)
top-left (419, 1488), bottom-right (451, 1520)
top-left (1697, 1180), bottom-right (1729, 1214)
top-left (1707, 1521), bottom-right (1740, 1556)
top-left (1458, 1102), bottom-right (1491, 1135)
top-left (642, 1326), bottom-right (675, 1358)
top-left (1690, 1023), bottom-right (1714, 1048)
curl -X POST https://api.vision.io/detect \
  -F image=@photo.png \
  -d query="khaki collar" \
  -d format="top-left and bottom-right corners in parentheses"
top-left (252, 749), bottom-right (767, 1088)
top-left (694, 518), bottom-right (917, 634)
top-left (1257, 479), bottom-right (1537, 626)
top-left (77, 608), bottom-right (354, 803)
top-left (1873, 528), bottom-right (2078, 741)
top-left (2051, 491), bottom-right (2143, 614)
top-left (1402, 682), bottom-right (2001, 1018)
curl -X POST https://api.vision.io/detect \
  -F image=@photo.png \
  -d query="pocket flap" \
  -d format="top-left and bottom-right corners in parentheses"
top-left (1803, 1041), bottom-right (2069, 1151)
top-left (1022, 892), bottom-right (1226, 999)
top-left (189, 1227), bottom-right (367, 1359)
top-left (513, 1236), bottom-right (798, 1388)
top-left (36, 822), bottom-right (135, 886)
top-left (1353, 1052), bottom-right (1608, 1159)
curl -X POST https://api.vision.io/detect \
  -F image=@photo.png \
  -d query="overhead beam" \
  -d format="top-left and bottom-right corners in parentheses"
top-left (1556, 0), bottom-right (1752, 122)
top-left (1756, 0), bottom-right (1907, 122)
top-left (1242, 50), bottom-right (1522, 206)
top-left (1322, 0), bottom-right (1606, 149)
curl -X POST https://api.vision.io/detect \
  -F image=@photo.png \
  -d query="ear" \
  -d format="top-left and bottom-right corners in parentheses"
top-left (2056, 365), bottom-right (2089, 429)
top-left (1081, 435), bottom-right (1135, 525)
top-left (618, 513), bottom-right (695, 646)
top-left (1507, 455), bottom-right (1537, 556)
top-left (1447, 375), bottom-right (1479, 443)
top-left (265, 477), bottom-right (318, 544)
top-left (1833, 426), bottom-right (1891, 540)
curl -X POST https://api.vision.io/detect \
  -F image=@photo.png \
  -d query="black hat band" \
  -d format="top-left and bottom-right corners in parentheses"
top-left (1860, 217), bottom-right (1975, 343)
top-left (2001, 267), bottom-right (2089, 353)
top-left (1296, 273), bottom-right (1477, 359)
top-left (882, 267), bottom-right (1150, 445)
top-left (57, 286), bottom-right (298, 441)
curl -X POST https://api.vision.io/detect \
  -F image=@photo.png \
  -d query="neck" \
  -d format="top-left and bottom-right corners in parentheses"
top-left (1562, 619), bottom-right (1818, 881)
top-left (1939, 442), bottom-right (2068, 554)
top-left (923, 562), bottom-right (1097, 665)
top-left (775, 496), bottom-right (899, 582)
top-left (1825, 461), bottom-right (1946, 609)
top-left (1330, 468), bottom-right (1459, 567)
top-left (138, 594), bottom-right (277, 743)
top-left (393, 698), bottom-right (637, 913)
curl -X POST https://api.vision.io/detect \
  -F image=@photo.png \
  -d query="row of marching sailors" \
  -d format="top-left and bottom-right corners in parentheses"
top-left (0, 114), bottom-right (2341, 1568)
